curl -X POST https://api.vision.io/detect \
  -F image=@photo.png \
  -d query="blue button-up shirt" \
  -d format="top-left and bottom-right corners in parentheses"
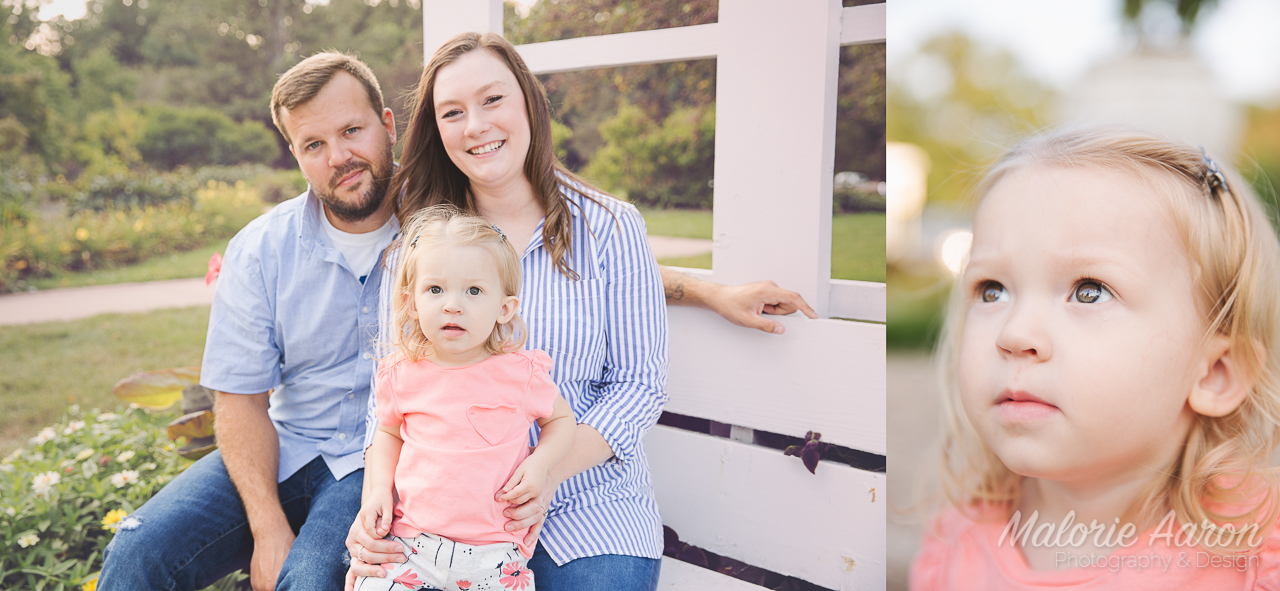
top-left (202, 189), bottom-right (396, 482)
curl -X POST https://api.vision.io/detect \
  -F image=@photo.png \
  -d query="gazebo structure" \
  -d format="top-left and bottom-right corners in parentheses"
top-left (422, 2), bottom-right (886, 589)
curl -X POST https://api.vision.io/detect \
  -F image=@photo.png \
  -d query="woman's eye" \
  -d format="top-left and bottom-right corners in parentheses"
top-left (468, 287), bottom-right (482, 295)
top-left (1073, 281), bottom-right (1113, 304)
top-left (979, 282), bottom-right (1008, 303)
top-left (484, 95), bottom-right (503, 105)
top-left (428, 286), bottom-right (442, 294)
top-left (440, 109), bottom-right (461, 119)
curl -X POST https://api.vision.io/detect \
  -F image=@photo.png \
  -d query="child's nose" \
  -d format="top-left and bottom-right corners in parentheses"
top-left (995, 303), bottom-right (1051, 361)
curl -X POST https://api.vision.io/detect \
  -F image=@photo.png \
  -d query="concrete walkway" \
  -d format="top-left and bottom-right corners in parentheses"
top-left (0, 235), bottom-right (713, 326)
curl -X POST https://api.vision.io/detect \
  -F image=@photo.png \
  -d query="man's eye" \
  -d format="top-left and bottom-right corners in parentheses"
top-left (468, 287), bottom-right (482, 295)
top-left (979, 282), bottom-right (1008, 303)
top-left (344, 127), bottom-right (359, 135)
top-left (305, 141), bottom-right (321, 151)
top-left (1073, 281), bottom-right (1113, 304)
top-left (428, 286), bottom-right (442, 294)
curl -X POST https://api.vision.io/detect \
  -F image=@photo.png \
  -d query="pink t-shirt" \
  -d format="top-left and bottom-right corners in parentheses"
top-left (375, 349), bottom-right (559, 558)
top-left (911, 505), bottom-right (1280, 590)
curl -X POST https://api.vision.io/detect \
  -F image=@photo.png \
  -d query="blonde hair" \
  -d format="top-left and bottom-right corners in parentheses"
top-left (384, 204), bottom-right (527, 362)
top-left (936, 125), bottom-right (1280, 551)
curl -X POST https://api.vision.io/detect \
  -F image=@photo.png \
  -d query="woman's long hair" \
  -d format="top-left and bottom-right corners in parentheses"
top-left (391, 32), bottom-right (609, 280)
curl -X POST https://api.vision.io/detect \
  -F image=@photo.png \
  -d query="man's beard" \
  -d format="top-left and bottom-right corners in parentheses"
top-left (314, 137), bottom-right (394, 224)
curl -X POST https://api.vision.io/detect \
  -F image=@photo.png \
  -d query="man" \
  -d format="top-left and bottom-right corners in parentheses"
top-left (100, 51), bottom-right (814, 591)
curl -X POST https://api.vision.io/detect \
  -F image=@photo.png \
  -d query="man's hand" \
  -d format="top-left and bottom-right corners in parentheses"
top-left (659, 267), bottom-right (818, 334)
top-left (250, 529), bottom-right (295, 591)
top-left (710, 280), bottom-right (819, 334)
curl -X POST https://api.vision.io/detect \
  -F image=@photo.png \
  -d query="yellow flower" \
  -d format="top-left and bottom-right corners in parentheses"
top-left (81, 573), bottom-right (99, 591)
top-left (75, 228), bottom-right (89, 241)
top-left (102, 509), bottom-right (128, 532)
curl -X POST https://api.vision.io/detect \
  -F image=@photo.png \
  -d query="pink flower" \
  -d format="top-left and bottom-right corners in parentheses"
top-left (205, 252), bottom-right (223, 286)
top-left (392, 569), bottom-right (423, 589)
top-left (457, 581), bottom-right (471, 590)
top-left (499, 562), bottom-right (532, 590)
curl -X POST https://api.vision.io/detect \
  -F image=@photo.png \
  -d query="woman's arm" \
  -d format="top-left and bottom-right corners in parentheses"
top-left (660, 266), bottom-right (819, 334)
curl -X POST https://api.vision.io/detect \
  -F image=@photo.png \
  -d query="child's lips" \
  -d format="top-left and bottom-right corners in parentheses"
top-left (441, 324), bottom-right (466, 335)
top-left (994, 390), bottom-right (1060, 421)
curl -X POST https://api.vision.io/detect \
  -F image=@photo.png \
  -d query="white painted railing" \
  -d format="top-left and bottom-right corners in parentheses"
top-left (421, 3), bottom-right (885, 589)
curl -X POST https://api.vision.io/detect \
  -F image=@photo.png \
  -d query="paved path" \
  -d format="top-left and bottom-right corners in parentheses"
top-left (0, 236), bottom-right (713, 326)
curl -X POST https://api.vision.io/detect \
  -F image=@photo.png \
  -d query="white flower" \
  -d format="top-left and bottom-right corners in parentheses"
top-left (30, 427), bottom-right (57, 445)
top-left (29, 452), bottom-right (43, 462)
top-left (110, 470), bottom-right (139, 489)
top-left (75, 449), bottom-right (95, 461)
top-left (115, 450), bottom-right (135, 463)
top-left (16, 532), bottom-right (38, 548)
top-left (4, 507), bottom-right (14, 517)
top-left (96, 412), bottom-right (118, 422)
top-left (63, 420), bottom-right (86, 435)
top-left (5, 448), bottom-right (20, 461)
top-left (0, 463), bottom-right (13, 473)
top-left (31, 471), bottom-right (60, 496)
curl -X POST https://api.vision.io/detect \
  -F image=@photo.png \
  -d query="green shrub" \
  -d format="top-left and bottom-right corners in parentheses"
top-left (137, 105), bottom-right (279, 171)
top-left (71, 170), bottom-right (199, 213)
top-left (0, 406), bottom-right (187, 590)
top-left (583, 101), bottom-right (715, 209)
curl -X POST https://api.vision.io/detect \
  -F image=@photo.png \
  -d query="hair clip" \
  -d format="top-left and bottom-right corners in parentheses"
top-left (1200, 147), bottom-right (1229, 196)
top-left (410, 235), bottom-right (419, 249)
top-left (491, 224), bottom-right (506, 239)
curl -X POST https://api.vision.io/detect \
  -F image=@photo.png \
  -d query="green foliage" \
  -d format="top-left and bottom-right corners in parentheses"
top-left (1, 180), bottom-right (264, 293)
top-left (0, 406), bottom-right (189, 590)
top-left (137, 105), bottom-right (278, 171)
top-left (584, 101), bottom-right (715, 208)
top-left (0, 26), bottom-right (74, 174)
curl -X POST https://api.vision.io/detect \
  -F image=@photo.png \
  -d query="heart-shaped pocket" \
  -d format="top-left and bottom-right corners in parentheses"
top-left (467, 404), bottom-right (519, 446)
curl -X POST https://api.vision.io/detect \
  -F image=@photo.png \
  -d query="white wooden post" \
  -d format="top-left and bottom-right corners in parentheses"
top-left (712, 1), bottom-right (842, 317)
top-left (421, 0), bottom-right (502, 57)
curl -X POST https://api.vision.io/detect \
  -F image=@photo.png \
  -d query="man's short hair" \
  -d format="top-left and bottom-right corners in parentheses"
top-left (271, 51), bottom-right (385, 146)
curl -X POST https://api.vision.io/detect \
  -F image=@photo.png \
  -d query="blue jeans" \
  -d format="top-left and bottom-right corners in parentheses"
top-left (98, 451), bottom-right (362, 591)
top-left (527, 543), bottom-right (660, 591)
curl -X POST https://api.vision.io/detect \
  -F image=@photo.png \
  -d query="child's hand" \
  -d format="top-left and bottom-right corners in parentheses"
top-left (356, 490), bottom-right (395, 540)
top-left (497, 457), bottom-right (549, 506)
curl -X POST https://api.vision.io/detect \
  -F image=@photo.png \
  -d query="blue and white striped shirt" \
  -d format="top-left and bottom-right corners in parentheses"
top-left (366, 179), bottom-right (670, 564)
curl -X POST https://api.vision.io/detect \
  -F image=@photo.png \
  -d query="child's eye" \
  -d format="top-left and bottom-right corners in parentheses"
top-left (467, 287), bottom-right (482, 296)
top-left (428, 286), bottom-right (442, 294)
top-left (978, 281), bottom-right (1009, 303)
top-left (1072, 281), bottom-right (1113, 304)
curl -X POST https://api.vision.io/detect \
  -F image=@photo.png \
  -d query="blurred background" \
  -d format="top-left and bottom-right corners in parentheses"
top-left (887, 0), bottom-right (1280, 588)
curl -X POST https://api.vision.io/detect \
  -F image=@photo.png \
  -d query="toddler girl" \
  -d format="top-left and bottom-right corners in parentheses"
top-left (353, 205), bottom-right (574, 591)
top-left (912, 127), bottom-right (1280, 589)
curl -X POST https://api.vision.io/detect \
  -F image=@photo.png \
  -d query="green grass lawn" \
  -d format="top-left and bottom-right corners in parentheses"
top-left (29, 237), bottom-right (232, 290)
top-left (645, 209), bottom-right (885, 282)
top-left (0, 306), bottom-right (209, 454)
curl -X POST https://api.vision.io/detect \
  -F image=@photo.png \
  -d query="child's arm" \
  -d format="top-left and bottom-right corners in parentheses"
top-left (497, 395), bottom-right (575, 505)
top-left (356, 424), bottom-right (403, 541)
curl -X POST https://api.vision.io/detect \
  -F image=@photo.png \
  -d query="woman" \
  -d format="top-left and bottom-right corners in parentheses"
top-left (347, 32), bottom-right (669, 590)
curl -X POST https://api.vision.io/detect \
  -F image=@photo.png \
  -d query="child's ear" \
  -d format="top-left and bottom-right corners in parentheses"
top-left (404, 290), bottom-right (418, 320)
top-left (496, 295), bottom-right (519, 325)
top-left (1188, 334), bottom-right (1256, 418)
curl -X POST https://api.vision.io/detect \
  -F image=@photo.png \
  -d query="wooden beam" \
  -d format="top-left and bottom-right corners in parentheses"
top-left (422, 0), bottom-right (502, 58)
top-left (516, 24), bottom-right (719, 75)
top-left (841, 3), bottom-right (886, 46)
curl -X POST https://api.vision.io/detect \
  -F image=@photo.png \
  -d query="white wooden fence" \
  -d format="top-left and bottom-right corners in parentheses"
top-left (422, 2), bottom-right (886, 589)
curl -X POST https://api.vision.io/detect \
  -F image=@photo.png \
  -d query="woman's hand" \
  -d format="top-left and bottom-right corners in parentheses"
top-left (502, 471), bottom-right (563, 548)
top-left (342, 494), bottom-right (405, 591)
top-left (709, 280), bottom-right (818, 334)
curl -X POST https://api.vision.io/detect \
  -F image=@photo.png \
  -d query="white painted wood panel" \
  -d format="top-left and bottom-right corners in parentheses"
top-left (712, 1), bottom-right (840, 316)
top-left (840, 4), bottom-right (886, 46)
top-left (667, 306), bottom-right (885, 455)
top-left (658, 557), bottom-right (767, 590)
top-left (422, 0), bottom-right (501, 57)
top-left (517, 24), bottom-right (718, 75)
top-left (830, 280), bottom-right (886, 323)
top-left (648, 426), bottom-right (886, 591)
